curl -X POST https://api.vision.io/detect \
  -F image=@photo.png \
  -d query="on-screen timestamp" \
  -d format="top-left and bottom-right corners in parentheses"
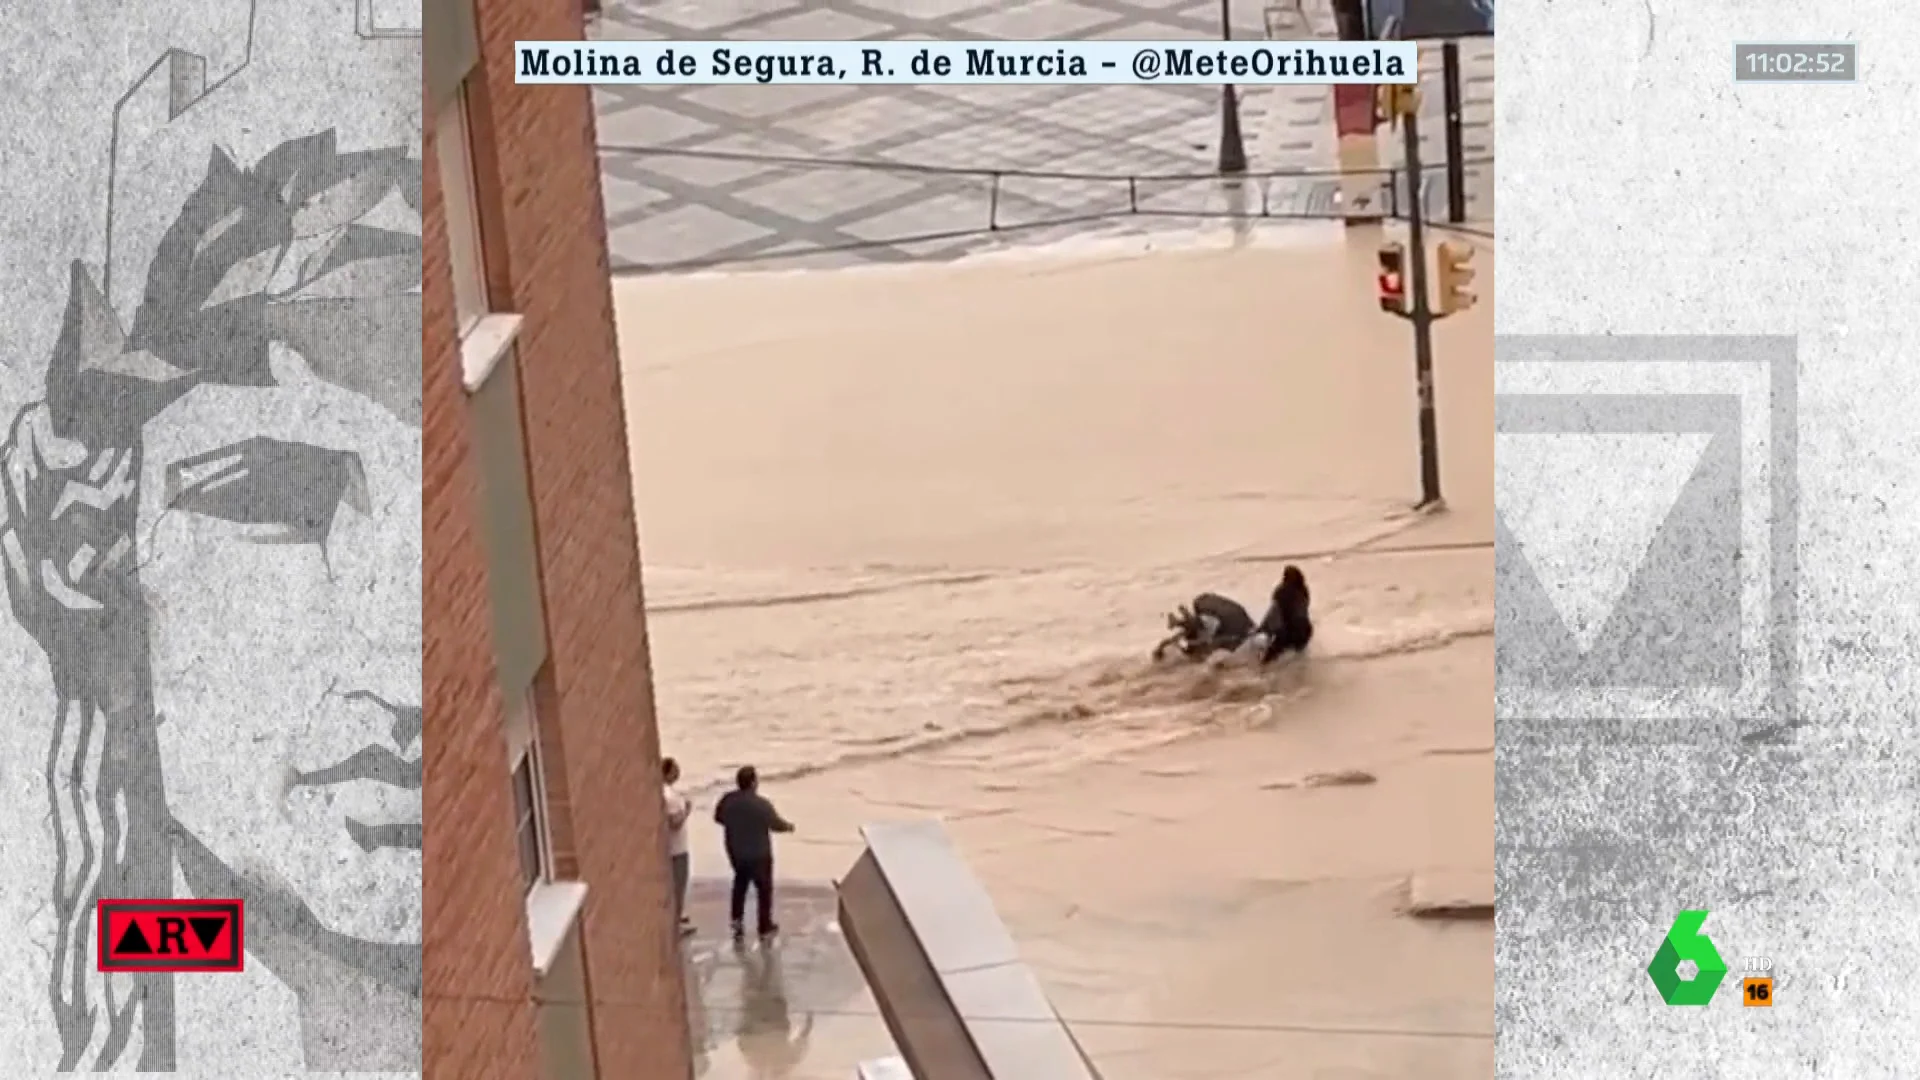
top-left (1733, 42), bottom-right (1856, 83)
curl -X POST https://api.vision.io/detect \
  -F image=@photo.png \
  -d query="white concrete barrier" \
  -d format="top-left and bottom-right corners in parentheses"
top-left (837, 819), bottom-right (1102, 1080)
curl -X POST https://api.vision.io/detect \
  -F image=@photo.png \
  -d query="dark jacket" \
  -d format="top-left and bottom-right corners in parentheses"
top-left (1191, 592), bottom-right (1255, 649)
top-left (1258, 581), bottom-right (1313, 661)
top-left (714, 788), bottom-right (794, 864)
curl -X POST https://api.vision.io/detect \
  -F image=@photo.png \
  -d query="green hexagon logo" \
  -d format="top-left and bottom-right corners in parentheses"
top-left (1648, 909), bottom-right (1728, 1005)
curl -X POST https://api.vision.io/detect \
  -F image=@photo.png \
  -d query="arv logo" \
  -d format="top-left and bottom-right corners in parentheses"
top-left (96, 899), bottom-right (246, 974)
top-left (1648, 909), bottom-right (1728, 1005)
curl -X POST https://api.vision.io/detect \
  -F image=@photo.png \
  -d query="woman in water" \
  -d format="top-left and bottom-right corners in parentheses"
top-left (1258, 564), bottom-right (1314, 663)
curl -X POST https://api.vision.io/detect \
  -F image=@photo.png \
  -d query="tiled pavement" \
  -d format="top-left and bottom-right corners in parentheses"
top-left (1409, 33), bottom-right (1494, 223)
top-left (682, 877), bottom-right (894, 1079)
top-left (591, 0), bottom-right (1494, 271)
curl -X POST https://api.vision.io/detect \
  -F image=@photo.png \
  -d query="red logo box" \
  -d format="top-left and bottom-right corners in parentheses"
top-left (96, 899), bottom-right (245, 973)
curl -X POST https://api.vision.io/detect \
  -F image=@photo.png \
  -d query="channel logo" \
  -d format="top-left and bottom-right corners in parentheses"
top-left (1647, 910), bottom-right (1727, 1005)
top-left (1647, 910), bottom-right (1778, 1008)
top-left (1495, 335), bottom-right (1799, 742)
top-left (96, 899), bottom-right (245, 974)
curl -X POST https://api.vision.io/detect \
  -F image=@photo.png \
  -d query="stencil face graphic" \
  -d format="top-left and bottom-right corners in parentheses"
top-left (1494, 336), bottom-right (1798, 742)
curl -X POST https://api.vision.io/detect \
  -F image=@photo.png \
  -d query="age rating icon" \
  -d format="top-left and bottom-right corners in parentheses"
top-left (96, 899), bottom-right (245, 974)
top-left (1495, 336), bottom-right (1799, 742)
top-left (1743, 974), bottom-right (1776, 1007)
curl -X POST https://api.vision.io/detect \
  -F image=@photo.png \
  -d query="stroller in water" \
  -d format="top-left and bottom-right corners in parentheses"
top-left (1153, 592), bottom-right (1255, 661)
top-left (1153, 566), bottom-right (1314, 664)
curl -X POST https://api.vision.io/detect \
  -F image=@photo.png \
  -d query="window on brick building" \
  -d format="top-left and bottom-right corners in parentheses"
top-left (434, 86), bottom-right (490, 338)
top-left (537, 917), bottom-right (599, 1080)
top-left (471, 341), bottom-right (547, 696)
top-left (427, 0), bottom-right (593, 994)
top-left (505, 687), bottom-right (553, 890)
top-left (472, 335), bottom-right (558, 898)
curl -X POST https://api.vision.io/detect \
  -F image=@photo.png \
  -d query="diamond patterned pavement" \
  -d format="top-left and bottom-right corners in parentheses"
top-left (590, 0), bottom-right (1494, 271)
top-left (1411, 34), bottom-right (1495, 224)
top-left (1247, 1), bottom-right (1494, 225)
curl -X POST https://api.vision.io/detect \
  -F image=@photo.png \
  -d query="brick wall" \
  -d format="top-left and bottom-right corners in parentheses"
top-left (423, 99), bottom-right (543, 1080)
top-left (425, 0), bottom-right (692, 1076)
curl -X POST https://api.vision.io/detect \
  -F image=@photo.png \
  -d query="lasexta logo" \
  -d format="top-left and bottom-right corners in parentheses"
top-left (96, 899), bottom-right (245, 973)
top-left (1648, 909), bottom-right (1728, 1005)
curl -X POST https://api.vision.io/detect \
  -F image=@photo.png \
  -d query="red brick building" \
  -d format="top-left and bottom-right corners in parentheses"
top-left (423, 1), bottom-right (692, 1077)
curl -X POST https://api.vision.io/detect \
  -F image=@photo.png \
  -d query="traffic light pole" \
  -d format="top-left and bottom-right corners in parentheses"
top-left (1401, 110), bottom-right (1444, 510)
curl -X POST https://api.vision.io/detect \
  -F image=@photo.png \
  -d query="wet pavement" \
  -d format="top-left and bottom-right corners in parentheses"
top-left (682, 877), bottom-right (897, 1080)
top-left (589, 0), bottom-right (1493, 272)
top-left (591, 0), bottom-right (1301, 271)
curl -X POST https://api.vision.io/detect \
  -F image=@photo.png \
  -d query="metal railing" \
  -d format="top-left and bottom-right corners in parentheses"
top-left (601, 144), bottom-right (1493, 274)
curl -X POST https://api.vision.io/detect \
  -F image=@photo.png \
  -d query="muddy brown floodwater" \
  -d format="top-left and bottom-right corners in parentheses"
top-left (616, 226), bottom-right (1496, 1080)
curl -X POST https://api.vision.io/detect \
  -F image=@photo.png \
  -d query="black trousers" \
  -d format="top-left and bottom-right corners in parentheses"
top-left (728, 856), bottom-right (775, 932)
top-left (1262, 619), bottom-right (1313, 663)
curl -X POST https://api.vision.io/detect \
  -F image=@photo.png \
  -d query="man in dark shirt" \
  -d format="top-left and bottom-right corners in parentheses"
top-left (714, 765), bottom-right (794, 939)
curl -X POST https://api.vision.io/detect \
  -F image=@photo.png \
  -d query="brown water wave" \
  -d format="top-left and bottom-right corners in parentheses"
top-left (678, 612), bottom-right (1491, 799)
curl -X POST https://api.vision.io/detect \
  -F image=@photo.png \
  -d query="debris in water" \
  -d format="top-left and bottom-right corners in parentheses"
top-left (1424, 745), bottom-right (1492, 757)
top-left (1403, 872), bottom-right (1494, 921)
top-left (1260, 768), bottom-right (1377, 790)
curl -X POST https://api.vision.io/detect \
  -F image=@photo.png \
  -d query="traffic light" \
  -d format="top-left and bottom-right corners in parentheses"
top-left (1436, 241), bottom-right (1477, 315)
top-left (1374, 85), bottom-right (1420, 128)
top-left (1377, 242), bottom-right (1407, 314)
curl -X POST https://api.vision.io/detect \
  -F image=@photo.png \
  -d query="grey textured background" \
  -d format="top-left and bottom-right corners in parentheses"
top-left (0, 0), bottom-right (420, 1073)
top-left (1496, 1), bottom-right (1918, 1076)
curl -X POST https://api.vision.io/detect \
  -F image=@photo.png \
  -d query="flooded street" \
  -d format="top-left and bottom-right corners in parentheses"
top-left (617, 227), bottom-right (1495, 1079)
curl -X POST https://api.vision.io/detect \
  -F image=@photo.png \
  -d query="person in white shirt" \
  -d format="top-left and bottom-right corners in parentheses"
top-left (663, 757), bottom-right (694, 935)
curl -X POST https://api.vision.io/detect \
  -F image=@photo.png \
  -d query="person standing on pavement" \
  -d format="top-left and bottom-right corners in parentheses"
top-left (663, 757), bottom-right (694, 935)
top-left (713, 765), bottom-right (794, 939)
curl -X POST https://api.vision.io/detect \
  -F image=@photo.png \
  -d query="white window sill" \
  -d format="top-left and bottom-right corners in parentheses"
top-left (461, 312), bottom-right (524, 393)
top-left (525, 879), bottom-right (589, 979)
